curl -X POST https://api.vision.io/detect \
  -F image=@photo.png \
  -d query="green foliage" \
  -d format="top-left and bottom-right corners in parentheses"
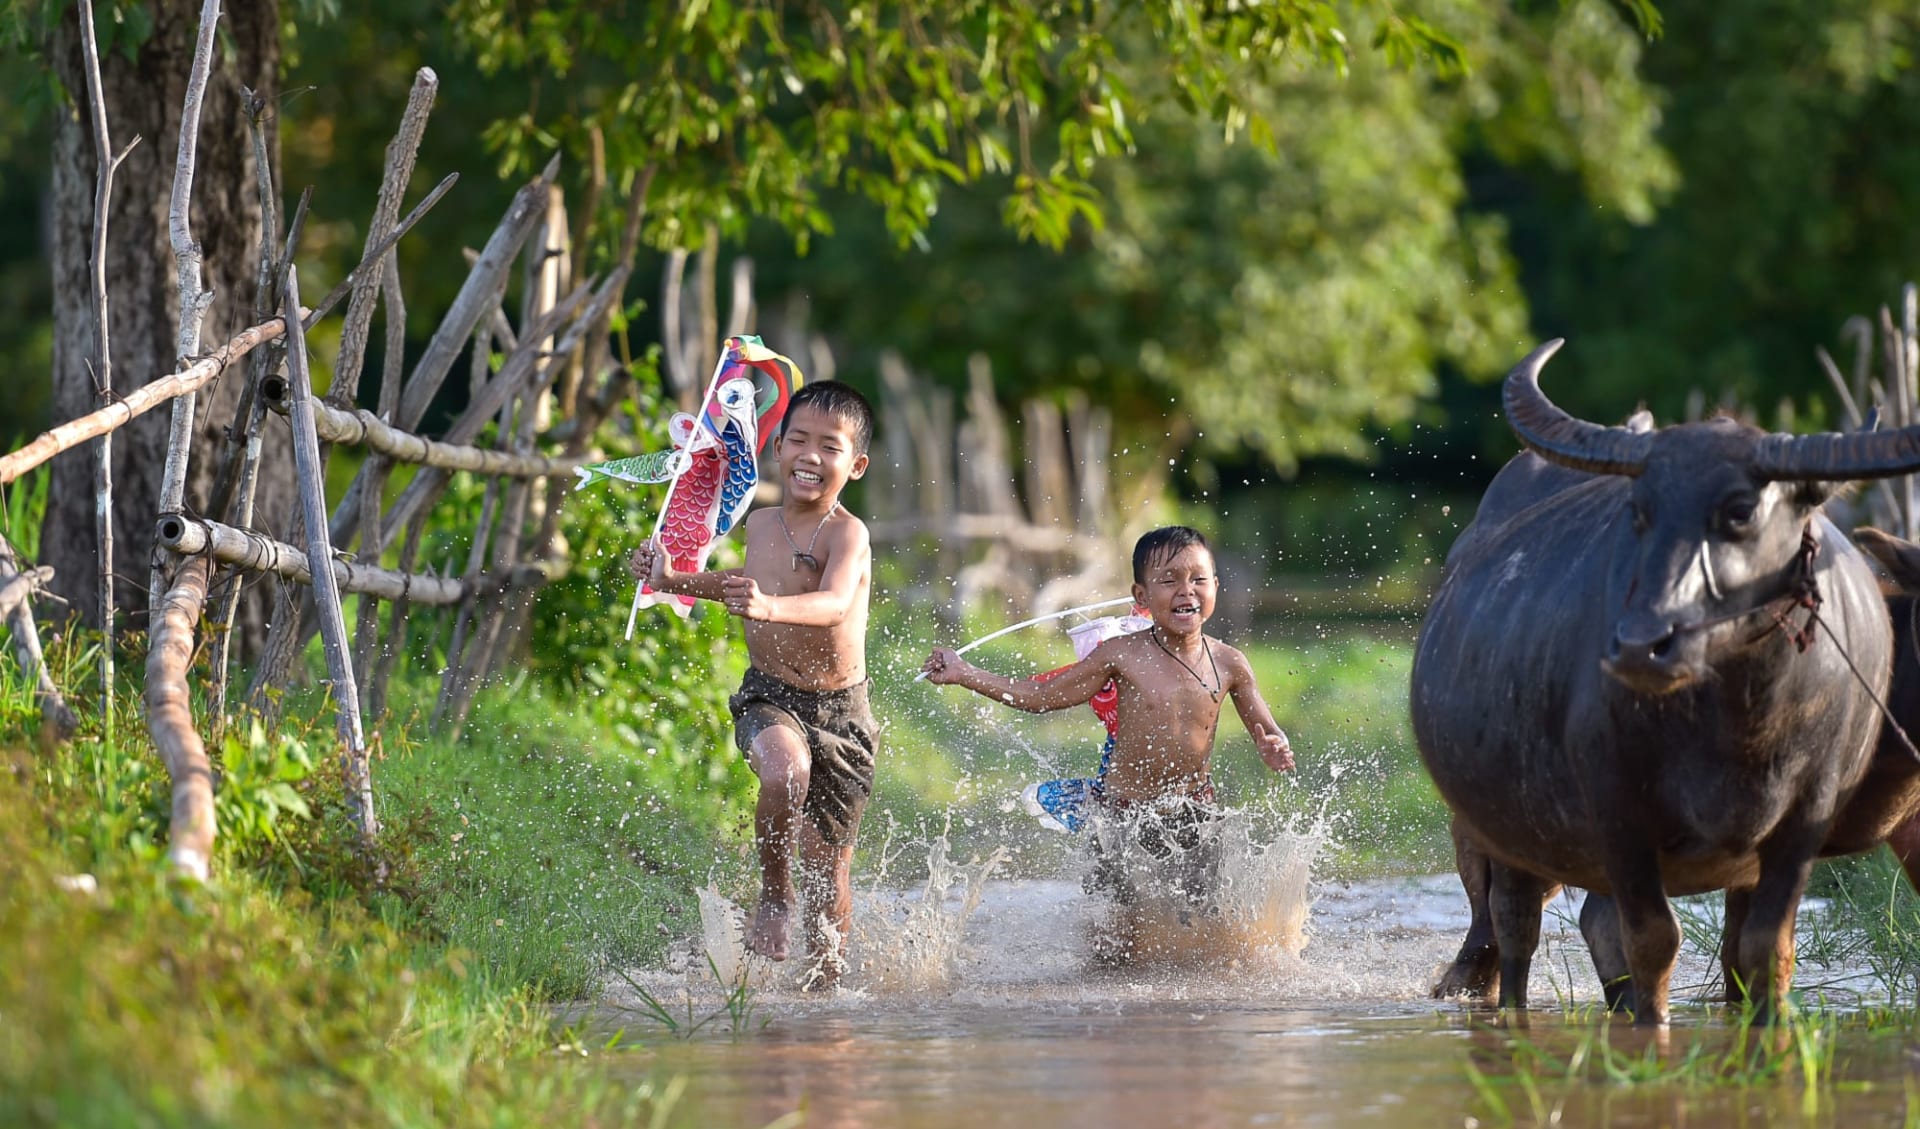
top-left (1498, 1), bottom-right (1920, 431)
top-left (749, 0), bottom-right (1674, 473)
top-left (1, 463), bottom-right (48, 556)
top-left (445, 0), bottom-right (1466, 251)
top-left (213, 720), bottom-right (316, 865)
top-left (612, 956), bottom-right (766, 1041)
top-left (1463, 1005), bottom-right (1843, 1124)
top-left (0, 767), bottom-right (686, 1127)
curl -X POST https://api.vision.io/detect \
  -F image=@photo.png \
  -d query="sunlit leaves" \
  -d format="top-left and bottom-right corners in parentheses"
top-left (443, 0), bottom-right (1477, 250)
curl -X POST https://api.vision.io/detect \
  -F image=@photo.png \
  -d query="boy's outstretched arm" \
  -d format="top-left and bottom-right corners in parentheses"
top-left (922, 645), bottom-right (1118, 714)
top-left (1220, 647), bottom-right (1294, 772)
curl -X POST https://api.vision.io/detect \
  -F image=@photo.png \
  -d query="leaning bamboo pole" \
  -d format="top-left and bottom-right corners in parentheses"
top-left (147, 554), bottom-right (215, 882)
top-left (326, 157), bottom-right (559, 554)
top-left (0, 315), bottom-right (294, 486)
top-left (259, 380), bottom-right (593, 478)
top-left (283, 267), bottom-right (374, 841)
top-left (156, 515), bottom-right (560, 605)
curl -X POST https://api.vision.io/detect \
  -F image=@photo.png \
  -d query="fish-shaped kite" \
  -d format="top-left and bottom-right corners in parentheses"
top-left (572, 335), bottom-right (803, 636)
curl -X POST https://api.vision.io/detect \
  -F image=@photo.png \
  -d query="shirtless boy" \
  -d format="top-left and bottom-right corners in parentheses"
top-left (630, 381), bottom-right (877, 985)
top-left (921, 526), bottom-right (1293, 903)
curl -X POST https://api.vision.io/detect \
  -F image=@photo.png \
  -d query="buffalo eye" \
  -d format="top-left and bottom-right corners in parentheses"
top-left (1720, 496), bottom-right (1759, 535)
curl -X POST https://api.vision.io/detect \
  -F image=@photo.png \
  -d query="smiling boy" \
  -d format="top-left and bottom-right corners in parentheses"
top-left (631, 381), bottom-right (877, 985)
top-left (922, 526), bottom-right (1293, 907)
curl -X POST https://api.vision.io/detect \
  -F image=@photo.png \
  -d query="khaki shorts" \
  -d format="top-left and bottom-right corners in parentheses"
top-left (729, 667), bottom-right (879, 847)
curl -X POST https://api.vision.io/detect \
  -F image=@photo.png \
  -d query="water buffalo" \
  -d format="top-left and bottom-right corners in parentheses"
top-left (1412, 339), bottom-right (1920, 1024)
top-left (1429, 531), bottom-right (1920, 1008)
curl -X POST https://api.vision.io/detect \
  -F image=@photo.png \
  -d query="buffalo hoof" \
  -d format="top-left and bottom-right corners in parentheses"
top-left (1432, 954), bottom-right (1500, 1001)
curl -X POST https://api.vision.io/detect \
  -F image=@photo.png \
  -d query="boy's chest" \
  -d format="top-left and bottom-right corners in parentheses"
top-left (744, 523), bottom-right (826, 595)
top-left (1115, 677), bottom-right (1223, 727)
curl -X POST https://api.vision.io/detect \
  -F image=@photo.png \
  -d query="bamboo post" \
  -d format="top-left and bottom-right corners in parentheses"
top-left (1022, 398), bottom-right (1071, 530)
top-left (146, 554), bottom-right (215, 882)
top-left (77, 0), bottom-right (139, 738)
top-left (352, 267), bottom-right (412, 716)
top-left (327, 67), bottom-right (436, 416)
top-left (1881, 306), bottom-right (1914, 537)
top-left (662, 247), bottom-right (691, 403)
top-left (151, 0), bottom-right (224, 611)
top-left (283, 266), bottom-right (374, 841)
top-left (557, 123), bottom-right (605, 422)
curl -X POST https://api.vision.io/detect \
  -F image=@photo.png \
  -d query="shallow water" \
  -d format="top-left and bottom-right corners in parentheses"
top-left (597, 848), bottom-right (1920, 1128)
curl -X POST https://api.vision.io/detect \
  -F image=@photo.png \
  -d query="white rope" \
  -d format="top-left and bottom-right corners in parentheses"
top-left (914, 595), bottom-right (1136, 682)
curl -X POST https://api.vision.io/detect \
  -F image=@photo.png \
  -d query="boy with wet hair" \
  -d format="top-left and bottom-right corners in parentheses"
top-left (922, 526), bottom-right (1294, 907)
top-left (631, 380), bottom-right (878, 986)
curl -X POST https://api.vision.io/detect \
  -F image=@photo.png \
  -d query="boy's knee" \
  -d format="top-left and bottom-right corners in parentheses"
top-left (751, 732), bottom-right (811, 791)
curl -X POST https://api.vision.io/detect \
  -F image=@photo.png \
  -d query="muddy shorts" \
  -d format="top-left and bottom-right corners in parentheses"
top-left (1085, 786), bottom-right (1222, 907)
top-left (729, 667), bottom-right (879, 847)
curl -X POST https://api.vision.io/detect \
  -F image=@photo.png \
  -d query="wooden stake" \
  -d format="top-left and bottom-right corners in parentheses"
top-left (0, 536), bottom-right (77, 745)
top-left (283, 266), bottom-right (374, 841)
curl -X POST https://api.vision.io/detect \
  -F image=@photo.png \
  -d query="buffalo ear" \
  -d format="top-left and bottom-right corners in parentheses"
top-left (1855, 527), bottom-right (1920, 591)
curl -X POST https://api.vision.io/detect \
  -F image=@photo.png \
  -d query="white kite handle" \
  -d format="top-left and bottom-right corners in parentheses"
top-left (915, 595), bottom-right (1136, 682)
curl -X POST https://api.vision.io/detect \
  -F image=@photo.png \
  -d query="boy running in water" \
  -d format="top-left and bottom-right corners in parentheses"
top-left (922, 526), bottom-right (1294, 906)
top-left (631, 381), bottom-right (877, 986)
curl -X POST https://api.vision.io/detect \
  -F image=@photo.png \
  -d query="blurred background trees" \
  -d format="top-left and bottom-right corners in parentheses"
top-left (0, 0), bottom-right (1917, 613)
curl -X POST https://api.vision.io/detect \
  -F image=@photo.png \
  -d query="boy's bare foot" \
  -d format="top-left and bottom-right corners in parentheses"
top-left (800, 950), bottom-right (845, 992)
top-left (746, 897), bottom-right (793, 961)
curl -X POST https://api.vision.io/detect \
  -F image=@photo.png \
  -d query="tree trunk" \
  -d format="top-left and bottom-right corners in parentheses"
top-left (45, 0), bottom-right (288, 648)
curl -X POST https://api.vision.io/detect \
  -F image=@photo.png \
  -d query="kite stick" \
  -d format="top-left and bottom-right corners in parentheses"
top-left (914, 595), bottom-right (1137, 682)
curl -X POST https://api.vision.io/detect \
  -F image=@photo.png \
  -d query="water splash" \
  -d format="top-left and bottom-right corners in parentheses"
top-left (1078, 808), bottom-right (1320, 971)
top-left (696, 882), bottom-right (778, 989)
top-left (853, 834), bottom-right (1008, 993)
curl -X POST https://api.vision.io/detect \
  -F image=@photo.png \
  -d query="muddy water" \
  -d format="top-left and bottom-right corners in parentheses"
top-left (598, 838), bottom-right (1920, 1128)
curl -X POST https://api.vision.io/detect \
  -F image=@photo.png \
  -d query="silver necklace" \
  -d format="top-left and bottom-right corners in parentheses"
top-left (1152, 626), bottom-right (1221, 702)
top-left (778, 500), bottom-right (840, 571)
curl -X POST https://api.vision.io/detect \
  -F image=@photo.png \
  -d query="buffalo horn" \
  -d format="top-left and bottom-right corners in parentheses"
top-left (1503, 339), bottom-right (1653, 476)
top-left (1750, 426), bottom-right (1920, 482)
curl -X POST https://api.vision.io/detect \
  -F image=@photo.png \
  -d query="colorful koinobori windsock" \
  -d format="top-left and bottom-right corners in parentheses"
top-left (571, 335), bottom-right (803, 637)
top-left (1020, 609), bottom-right (1153, 833)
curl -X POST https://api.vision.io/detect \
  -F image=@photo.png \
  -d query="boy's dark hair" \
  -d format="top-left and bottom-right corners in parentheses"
top-left (1132, 526), bottom-right (1213, 583)
top-left (783, 380), bottom-right (876, 454)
